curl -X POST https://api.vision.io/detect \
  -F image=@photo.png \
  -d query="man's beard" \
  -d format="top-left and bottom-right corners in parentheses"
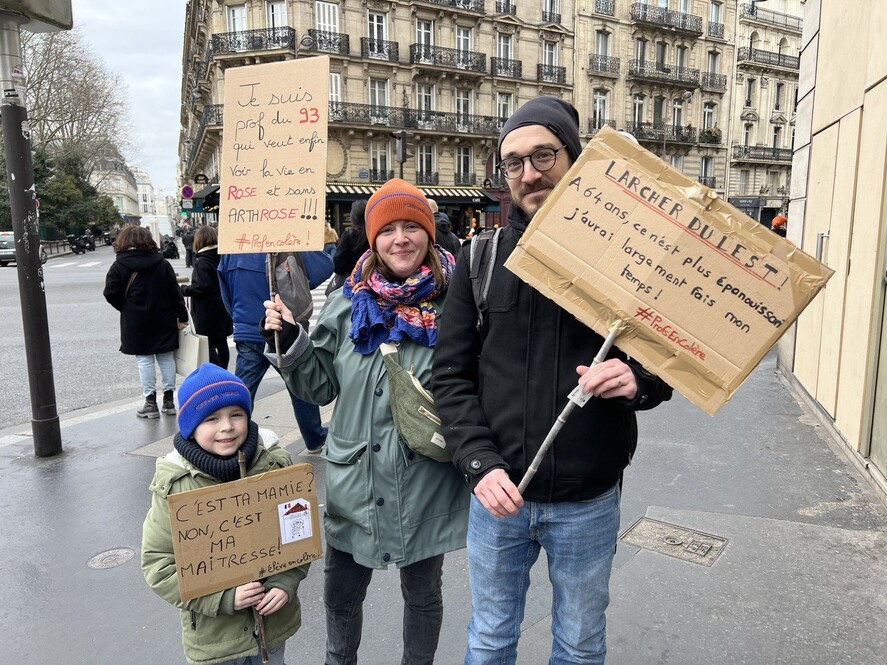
top-left (516, 179), bottom-right (554, 217)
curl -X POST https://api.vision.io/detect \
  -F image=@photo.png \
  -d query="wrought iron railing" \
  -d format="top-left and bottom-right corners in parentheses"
top-left (496, 1), bottom-right (517, 15)
top-left (588, 54), bottom-right (620, 75)
top-left (629, 60), bottom-right (700, 86)
top-left (327, 102), bottom-right (505, 135)
top-left (211, 27), bottom-right (296, 54)
top-left (732, 144), bottom-right (793, 162)
top-left (701, 71), bottom-right (727, 90)
top-left (416, 0), bottom-right (485, 13)
top-left (698, 176), bottom-right (716, 188)
top-left (739, 3), bottom-right (803, 31)
top-left (698, 127), bottom-right (722, 145)
top-left (737, 47), bottom-right (799, 70)
top-left (625, 123), bottom-right (697, 144)
top-left (369, 169), bottom-right (394, 183)
top-left (361, 37), bottom-right (398, 62)
top-left (306, 29), bottom-right (350, 55)
top-left (629, 3), bottom-right (703, 35)
top-left (708, 21), bottom-right (724, 38)
top-left (409, 44), bottom-right (486, 72)
top-left (186, 105), bottom-right (224, 173)
top-left (542, 11), bottom-right (561, 23)
top-left (455, 173), bottom-right (477, 186)
top-left (492, 57), bottom-right (522, 78)
top-left (538, 64), bottom-right (567, 84)
top-left (589, 118), bottom-right (616, 134)
top-left (203, 104), bottom-right (223, 125)
top-left (417, 172), bottom-right (440, 185)
top-left (594, 0), bottom-right (615, 16)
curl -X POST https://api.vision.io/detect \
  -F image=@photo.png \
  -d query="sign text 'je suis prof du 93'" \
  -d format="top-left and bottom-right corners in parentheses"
top-left (218, 56), bottom-right (330, 253)
top-left (505, 126), bottom-right (833, 415)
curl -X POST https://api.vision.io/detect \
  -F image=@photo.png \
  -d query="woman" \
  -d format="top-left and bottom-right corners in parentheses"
top-left (103, 225), bottom-right (188, 418)
top-left (328, 199), bottom-right (369, 294)
top-left (264, 179), bottom-right (467, 664)
top-left (181, 225), bottom-right (233, 369)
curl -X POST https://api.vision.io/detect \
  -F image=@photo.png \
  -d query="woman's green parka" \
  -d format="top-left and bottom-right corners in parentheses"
top-left (141, 429), bottom-right (309, 665)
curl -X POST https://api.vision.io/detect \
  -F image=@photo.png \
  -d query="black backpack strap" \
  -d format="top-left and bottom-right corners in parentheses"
top-left (468, 228), bottom-right (503, 332)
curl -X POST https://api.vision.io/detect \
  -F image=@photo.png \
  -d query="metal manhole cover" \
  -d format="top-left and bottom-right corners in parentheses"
top-left (87, 547), bottom-right (135, 570)
top-left (619, 517), bottom-right (728, 567)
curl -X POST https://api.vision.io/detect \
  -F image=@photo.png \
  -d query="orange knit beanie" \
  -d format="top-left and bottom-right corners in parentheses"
top-left (365, 178), bottom-right (435, 248)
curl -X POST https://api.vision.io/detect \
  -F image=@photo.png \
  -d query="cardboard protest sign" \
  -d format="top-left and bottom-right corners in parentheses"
top-left (167, 464), bottom-right (322, 602)
top-left (505, 126), bottom-right (833, 415)
top-left (218, 56), bottom-right (330, 254)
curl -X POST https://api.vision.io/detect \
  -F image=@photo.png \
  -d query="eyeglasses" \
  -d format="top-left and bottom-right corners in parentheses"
top-left (496, 145), bottom-right (567, 179)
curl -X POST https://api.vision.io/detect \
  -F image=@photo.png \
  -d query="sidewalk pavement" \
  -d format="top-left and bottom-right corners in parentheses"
top-left (1, 351), bottom-right (885, 664)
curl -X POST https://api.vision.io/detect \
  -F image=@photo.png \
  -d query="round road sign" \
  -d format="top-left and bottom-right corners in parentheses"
top-left (181, 185), bottom-right (194, 199)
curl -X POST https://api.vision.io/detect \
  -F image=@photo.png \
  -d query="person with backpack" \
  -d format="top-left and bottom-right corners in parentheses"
top-left (329, 199), bottom-right (370, 295)
top-left (428, 199), bottom-right (461, 259)
top-left (262, 178), bottom-right (468, 665)
top-left (431, 97), bottom-right (673, 664)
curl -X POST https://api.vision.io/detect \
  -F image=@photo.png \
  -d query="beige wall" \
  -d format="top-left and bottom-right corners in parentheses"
top-left (786, 0), bottom-right (887, 490)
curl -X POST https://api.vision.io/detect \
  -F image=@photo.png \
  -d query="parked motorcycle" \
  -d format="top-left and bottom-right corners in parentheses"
top-left (66, 234), bottom-right (85, 255)
top-left (102, 231), bottom-right (114, 246)
top-left (78, 233), bottom-right (96, 252)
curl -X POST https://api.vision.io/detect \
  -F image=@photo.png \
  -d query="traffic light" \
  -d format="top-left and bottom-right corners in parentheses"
top-left (390, 130), bottom-right (415, 164)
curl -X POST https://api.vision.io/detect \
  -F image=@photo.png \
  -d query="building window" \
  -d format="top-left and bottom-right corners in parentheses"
top-left (677, 0), bottom-right (689, 11)
top-left (596, 30), bottom-right (609, 56)
top-left (635, 38), bottom-right (647, 61)
top-left (775, 82), bottom-right (784, 111)
top-left (370, 141), bottom-right (389, 172)
top-left (329, 72), bottom-right (341, 104)
top-left (672, 97), bottom-right (684, 127)
top-left (778, 37), bottom-right (789, 55)
top-left (653, 96), bottom-right (666, 126)
top-left (768, 170), bottom-right (780, 191)
top-left (773, 125), bottom-right (782, 148)
top-left (315, 1), bottom-right (338, 32)
top-left (497, 33), bottom-right (512, 59)
top-left (701, 156), bottom-right (713, 179)
top-left (710, 1), bottom-right (722, 24)
top-left (745, 78), bottom-right (756, 107)
top-left (655, 42), bottom-right (668, 70)
top-left (670, 154), bottom-right (683, 171)
top-left (456, 89), bottom-right (472, 119)
top-left (707, 51), bottom-right (719, 72)
top-left (497, 92), bottom-right (513, 119)
top-left (544, 0), bottom-right (559, 15)
top-left (543, 41), bottom-right (557, 66)
top-left (368, 12), bottom-right (386, 41)
top-left (417, 144), bottom-right (434, 174)
top-left (676, 45), bottom-right (687, 68)
top-left (416, 84), bottom-right (435, 112)
top-left (456, 26), bottom-right (472, 52)
top-left (416, 19), bottom-right (433, 46)
top-left (266, 1), bottom-right (286, 28)
top-left (739, 169), bottom-right (750, 194)
top-left (703, 102), bottom-right (717, 129)
top-left (633, 94), bottom-right (646, 124)
top-left (227, 4), bottom-right (246, 31)
top-left (456, 146), bottom-right (472, 175)
top-left (744, 123), bottom-right (753, 146)
top-left (593, 89), bottom-right (609, 126)
top-left (369, 78), bottom-right (387, 110)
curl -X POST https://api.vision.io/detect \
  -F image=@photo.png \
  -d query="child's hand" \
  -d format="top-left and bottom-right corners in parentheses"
top-left (233, 581), bottom-right (266, 610)
top-left (255, 587), bottom-right (289, 616)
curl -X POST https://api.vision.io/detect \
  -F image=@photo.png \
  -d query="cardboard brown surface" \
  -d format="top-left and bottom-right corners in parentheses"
top-left (505, 126), bottom-right (833, 415)
top-left (218, 56), bottom-right (330, 254)
top-left (168, 464), bottom-right (322, 602)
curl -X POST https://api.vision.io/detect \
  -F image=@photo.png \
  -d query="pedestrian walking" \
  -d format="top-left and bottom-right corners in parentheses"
top-left (141, 363), bottom-right (311, 665)
top-left (323, 221), bottom-right (339, 257)
top-left (263, 178), bottom-right (468, 665)
top-left (329, 199), bottom-right (369, 294)
top-left (181, 225), bottom-right (233, 369)
top-left (182, 225), bottom-right (196, 268)
top-left (217, 251), bottom-right (328, 453)
top-left (431, 97), bottom-right (673, 665)
top-left (103, 225), bottom-right (188, 418)
top-left (428, 200), bottom-right (461, 259)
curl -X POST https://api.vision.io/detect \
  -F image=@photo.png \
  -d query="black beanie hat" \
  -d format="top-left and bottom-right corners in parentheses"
top-left (497, 96), bottom-right (582, 164)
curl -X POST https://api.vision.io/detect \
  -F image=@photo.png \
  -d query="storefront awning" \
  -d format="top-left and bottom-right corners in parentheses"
top-left (326, 183), bottom-right (495, 205)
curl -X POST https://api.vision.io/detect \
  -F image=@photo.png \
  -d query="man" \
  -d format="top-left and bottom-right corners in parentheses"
top-left (432, 97), bottom-right (672, 664)
top-left (217, 252), bottom-right (327, 453)
top-left (182, 225), bottom-right (196, 268)
top-left (428, 199), bottom-right (462, 257)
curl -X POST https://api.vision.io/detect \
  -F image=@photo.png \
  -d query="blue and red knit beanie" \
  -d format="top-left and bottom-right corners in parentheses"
top-left (177, 363), bottom-right (253, 439)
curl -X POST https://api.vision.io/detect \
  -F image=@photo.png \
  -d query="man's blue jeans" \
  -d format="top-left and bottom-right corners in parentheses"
top-left (464, 484), bottom-right (621, 665)
top-left (235, 341), bottom-right (327, 450)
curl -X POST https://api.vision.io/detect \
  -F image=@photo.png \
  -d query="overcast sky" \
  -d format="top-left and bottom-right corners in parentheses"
top-left (72, 0), bottom-right (185, 195)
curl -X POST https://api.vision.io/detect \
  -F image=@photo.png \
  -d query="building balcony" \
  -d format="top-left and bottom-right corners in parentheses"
top-left (698, 127), bottom-right (722, 145)
top-left (629, 3), bottom-right (703, 36)
top-left (698, 176), bottom-right (716, 188)
top-left (417, 171), bottom-right (440, 185)
top-left (492, 57), bottom-right (522, 78)
top-left (328, 102), bottom-right (504, 136)
top-left (588, 54), bottom-right (620, 76)
top-left (739, 3), bottom-right (803, 32)
top-left (589, 118), bottom-right (616, 134)
top-left (306, 29), bottom-right (350, 56)
top-left (538, 64), bottom-right (567, 84)
top-left (629, 60), bottom-right (700, 87)
top-left (495, 1), bottom-right (517, 15)
top-left (737, 47), bottom-right (799, 71)
top-left (369, 169), bottom-right (395, 183)
top-left (361, 37), bottom-right (398, 62)
top-left (542, 11), bottom-right (561, 23)
top-left (211, 27), bottom-right (296, 55)
top-left (415, 0), bottom-right (485, 13)
top-left (732, 144), bottom-right (793, 163)
top-left (594, 0), bottom-right (615, 16)
top-left (409, 44), bottom-right (486, 74)
top-left (455, 173), bottom-right (477, 186)
top-left (625, 122), bottom-right (697, 144)
top-left (185, 104), bottom-right (223, 175)
top-left (701, 71), bottom-right (727, 91)
top-left (708, 21), bottom-right (724, 38)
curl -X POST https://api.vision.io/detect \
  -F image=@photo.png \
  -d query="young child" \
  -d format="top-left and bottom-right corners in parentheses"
top-left (141, 363), bottom-right (309, 665)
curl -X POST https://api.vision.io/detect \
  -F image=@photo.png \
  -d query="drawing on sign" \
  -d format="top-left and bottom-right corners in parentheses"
top-left (278, 500), bottom-right (313, 544)
top-left (218, 57), bottom-right (330, 254)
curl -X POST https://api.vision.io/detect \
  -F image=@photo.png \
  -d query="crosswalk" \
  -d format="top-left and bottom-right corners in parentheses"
top-left (46, 260), bottom-right (102, 268)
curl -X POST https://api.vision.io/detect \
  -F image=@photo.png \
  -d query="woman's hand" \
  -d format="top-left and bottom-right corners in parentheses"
top-left (576, 358), bottom-right (637, 400)
top-left (233, 581), bottom-right (266, 610)
top-left (177, 321), bottom-right (188, 331)
top-left (255, 587), bottom-right (289, 616)
top-left (263, 294), bottom-right (295, 331)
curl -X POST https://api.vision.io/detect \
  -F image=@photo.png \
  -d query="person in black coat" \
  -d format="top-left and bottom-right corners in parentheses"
top-left (104, 225), bottom-right (188, 418)
top-left (182, 226), bottom-right (196, 267)
top-left (181, 226), bottom-right (233, 369)
top-left (329, 198), bottom-right (369, 293)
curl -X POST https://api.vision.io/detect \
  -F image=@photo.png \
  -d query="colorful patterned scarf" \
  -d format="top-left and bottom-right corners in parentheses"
top-left (344, 246), bottom-right (455, 354)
